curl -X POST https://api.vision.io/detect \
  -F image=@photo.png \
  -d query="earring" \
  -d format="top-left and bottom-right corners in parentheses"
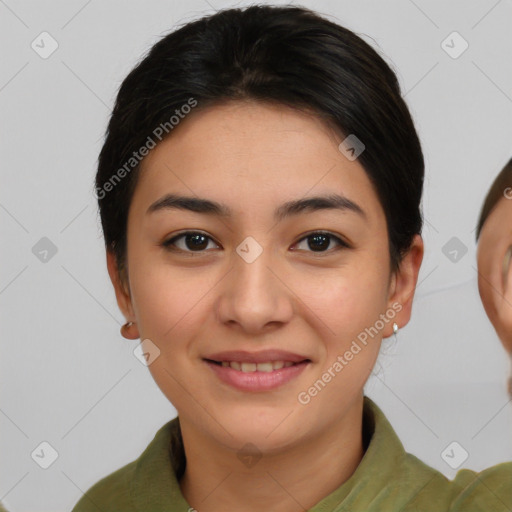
top-left (392, 322), bottom-right (398, 340)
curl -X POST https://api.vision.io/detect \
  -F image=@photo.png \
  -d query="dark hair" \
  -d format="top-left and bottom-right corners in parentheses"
top-left (475, 158), bottom-right (512, 241)
top-left (95, 4), bottom-right (424, 282)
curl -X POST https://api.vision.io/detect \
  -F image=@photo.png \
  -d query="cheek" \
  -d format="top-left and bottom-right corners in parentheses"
top-left (131, 269), bottom-right (210, 341)
top-left (129, 242), bottom-right (388, 350)
top-left (292, 262), bottom-right (387, 333)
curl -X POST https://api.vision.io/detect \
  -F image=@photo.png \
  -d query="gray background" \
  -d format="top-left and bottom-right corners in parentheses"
top-left (1, 0), bottom-right (512, 510)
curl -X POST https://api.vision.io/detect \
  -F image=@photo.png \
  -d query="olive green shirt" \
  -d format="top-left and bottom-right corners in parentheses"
top-left (71, 396), bottom-right (511, 511)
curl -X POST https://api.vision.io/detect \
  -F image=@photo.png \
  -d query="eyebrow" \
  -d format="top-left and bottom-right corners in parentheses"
top-left (146, 193), bottom-right (367, 221)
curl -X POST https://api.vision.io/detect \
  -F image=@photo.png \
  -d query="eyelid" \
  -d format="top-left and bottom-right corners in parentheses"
top-left (162, 230), bottom-right (350, 254)
top-left (162, 230), bottom-right (221, 253)
top-left (292, 230), bottom-right (350, 251)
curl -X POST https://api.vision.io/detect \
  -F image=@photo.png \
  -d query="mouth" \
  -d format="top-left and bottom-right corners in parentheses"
top-left (202, 353), bottom-right (312, 391)
top-left (203, 358), bottom-right (311, 373)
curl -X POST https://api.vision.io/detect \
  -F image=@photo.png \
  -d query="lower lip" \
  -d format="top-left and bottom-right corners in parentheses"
top-left (204, 360), bottom-right (310, 391)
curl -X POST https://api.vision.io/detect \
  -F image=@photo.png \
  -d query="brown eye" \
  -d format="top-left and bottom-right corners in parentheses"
top-left (293, 231), bottom-right (350, 253)
top-left (162, 230), bottom-right (350, 255)
top-left (162, 231), bottom-right (219, 253)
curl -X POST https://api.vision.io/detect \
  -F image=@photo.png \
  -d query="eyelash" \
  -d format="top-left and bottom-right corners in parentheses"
top-left (161, 230), bottom-right (350, 256)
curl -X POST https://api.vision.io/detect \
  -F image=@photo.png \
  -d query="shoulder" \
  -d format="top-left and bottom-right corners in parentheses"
top-left (70, 418), bottom-right (181, 512)
top-left (379, 441), bottom-right (512, 511)
top-left (396, 444), bottom-right (512, 510)
top-left (359, 397), bottom-right (512, 511)
top-left (448, 461), bottom-right (512, 511)
top-left (70, 459), bottom-right (138, 511)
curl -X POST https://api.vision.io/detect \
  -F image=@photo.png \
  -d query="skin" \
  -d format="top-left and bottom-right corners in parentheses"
top-left (477, 194), bottom-right (512, 355)
top-left (107, 100), bottom-right (424, 512)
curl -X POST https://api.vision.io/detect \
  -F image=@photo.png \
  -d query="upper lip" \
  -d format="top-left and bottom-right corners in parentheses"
top-left (203, 350), bottom-right (311, 364)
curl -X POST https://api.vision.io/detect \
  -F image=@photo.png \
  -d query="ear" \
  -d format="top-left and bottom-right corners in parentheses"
top-left (495, 245), bottom-right (512, 353)
top-left (383, 234), bottom-right (424, 338)
top-left (106, 250), bottom-right (136, 324)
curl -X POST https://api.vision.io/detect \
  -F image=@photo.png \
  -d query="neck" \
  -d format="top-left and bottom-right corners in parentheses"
top-left (178, 398), bottom-right (365, 512)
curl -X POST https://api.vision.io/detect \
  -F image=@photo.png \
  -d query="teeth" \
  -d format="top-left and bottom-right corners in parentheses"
top-left (241, 362), bottom-right (257, 372)
top-left (256, 362), bottom-right (273, 373)
top-left (217, 360), bottom-right (300, 372)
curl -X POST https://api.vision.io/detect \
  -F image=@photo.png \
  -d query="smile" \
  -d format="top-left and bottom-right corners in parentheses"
top-left (206, 360), bottom-right (302, 372)
top-left (203, 358), bottom-right (311, 391)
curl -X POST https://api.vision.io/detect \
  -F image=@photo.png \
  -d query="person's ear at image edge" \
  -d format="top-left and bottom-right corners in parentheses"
top-left (498, 244), bottom-right (512, 345)
top-left (475, 156), bottom-right (512, 355)
top-left (106, 249), bottom-right (140, 340)
top-left (477, 230), bottom-right (512, 354)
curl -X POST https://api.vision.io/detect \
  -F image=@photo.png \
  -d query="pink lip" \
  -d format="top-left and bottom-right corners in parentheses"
top-left (203, 349), bottom-right (311, 364)
top-left (204, 359), bottom-right (310, 392)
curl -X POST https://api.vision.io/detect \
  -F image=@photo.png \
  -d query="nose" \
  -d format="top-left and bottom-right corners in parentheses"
top-left (215, 243), bottom-right (294, 335)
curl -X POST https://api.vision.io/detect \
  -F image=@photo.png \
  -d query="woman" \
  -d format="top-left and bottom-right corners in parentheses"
top-left (72, 5), bottom-right (511, 511)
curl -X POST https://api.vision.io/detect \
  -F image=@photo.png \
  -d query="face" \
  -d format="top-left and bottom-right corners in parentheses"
top-left (108, 100), bottom-right (423, 454)
top-left (477, 194), bottom-right (512, 354)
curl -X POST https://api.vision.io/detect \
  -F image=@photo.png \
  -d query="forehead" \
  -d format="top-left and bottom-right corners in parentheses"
top-left (132, 101), bottom-right (385, 227)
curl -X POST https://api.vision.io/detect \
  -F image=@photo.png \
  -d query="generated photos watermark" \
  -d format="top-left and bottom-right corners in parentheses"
top-left (297, 301), bottom-right (403, 405)
top-left (95, 97), bottom-right (198, 200)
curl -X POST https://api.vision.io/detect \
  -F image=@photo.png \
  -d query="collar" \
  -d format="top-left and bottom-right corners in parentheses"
top-left (130, 396), bottom-right (411, 511)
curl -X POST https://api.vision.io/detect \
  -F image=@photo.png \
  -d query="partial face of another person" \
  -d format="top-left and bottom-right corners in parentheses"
top-left (107, 100), bottom-right (423, 454)
top-left (477, 193), bottom-right (512, 354)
